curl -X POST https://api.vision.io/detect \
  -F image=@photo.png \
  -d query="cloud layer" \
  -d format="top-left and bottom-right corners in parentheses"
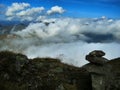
top-left (0, 17), bottom-right (120, 67)
top-left (14, 17), bottom-right (120, 43)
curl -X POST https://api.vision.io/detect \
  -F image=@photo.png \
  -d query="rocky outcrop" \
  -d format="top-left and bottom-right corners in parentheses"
top-left (0, 50), bottom-right (120, 90)
top-left (83, 50), bottom-right (120, 90)
top-left (107, 58), bottom-right (120, 90)
top-left (0, 51), bottom-right (92, 90)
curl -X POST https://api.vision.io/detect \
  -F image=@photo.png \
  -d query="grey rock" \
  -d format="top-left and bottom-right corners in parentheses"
top-left (83, 63), bottom-right (112, 90)
top-left (89, 50), bottom-right (105, 57)
top-left (86, 50), bottom-right (108, 65)
top-left (83, 50), bottom-right (120, 90)
top-left (86, 55), bottom-right (108, 65)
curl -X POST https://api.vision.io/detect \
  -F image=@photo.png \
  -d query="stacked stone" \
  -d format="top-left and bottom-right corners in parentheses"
top-left (84, 50), bottom-right (111, 90)
top-left (86, 50), bottom-right (108, 65)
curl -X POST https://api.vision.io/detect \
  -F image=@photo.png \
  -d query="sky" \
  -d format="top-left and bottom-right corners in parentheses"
top-left (0, 0), bottom-right (120, 20)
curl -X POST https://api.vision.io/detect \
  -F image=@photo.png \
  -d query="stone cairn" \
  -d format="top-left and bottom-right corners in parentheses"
top-left (86, 50), bottom-right (108, 65)
top-left (85, 50), bottom-right (112, 90)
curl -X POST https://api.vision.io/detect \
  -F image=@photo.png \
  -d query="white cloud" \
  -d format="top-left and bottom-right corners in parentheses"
top-left (16, 7), bottom-right (45, 21)
top-left (6, 3), bottom-right (30, 16)
top-left (5, 3), bottom-right (66, 21)
top-left (36, 16), bottom-right (46, 21)
top-left (13, 18), bottom-right (120, 42)
top-left (0, 37), bottom-right (120, 67)
top-left (16, 7), bottom-right (44, 16)
top-left (5, 3), bottom-right (45, 21)
top-left (47, 6), bottom-right (65, 15)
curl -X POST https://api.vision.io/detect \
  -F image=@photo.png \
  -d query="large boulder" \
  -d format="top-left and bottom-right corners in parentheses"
top-left (83, 63), bottom-right (112, 90)
top-left (83, 50), bottom-right (120, 90)
top-left (106, 58), bottom-right (120, 90)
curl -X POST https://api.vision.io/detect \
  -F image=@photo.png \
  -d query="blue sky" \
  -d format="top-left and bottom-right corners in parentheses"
top-left (0, 0), bottom-right (120, 20)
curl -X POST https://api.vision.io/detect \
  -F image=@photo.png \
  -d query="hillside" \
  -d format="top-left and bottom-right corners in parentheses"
top-left (0, 51), bottom-right (120, 90)
top-left (0, 51), bottom-right (92, 90)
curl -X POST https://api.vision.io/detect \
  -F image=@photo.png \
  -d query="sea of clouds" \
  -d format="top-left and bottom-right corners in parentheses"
top-left (0, 3), bottom-right (120, 67)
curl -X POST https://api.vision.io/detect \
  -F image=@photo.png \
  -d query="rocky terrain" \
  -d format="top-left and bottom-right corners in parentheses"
top-left (83, 50), bottom-right (120, 90)
top-left (0, 50), bottom-right (120, 90)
